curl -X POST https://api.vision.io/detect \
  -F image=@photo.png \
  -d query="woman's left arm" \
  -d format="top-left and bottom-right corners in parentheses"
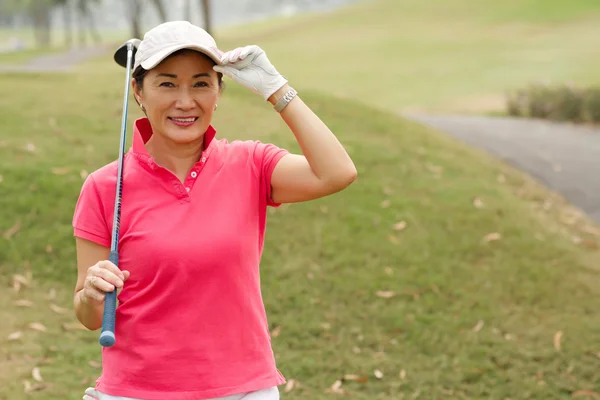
top-left (268, 83), bottom-right (357, 204)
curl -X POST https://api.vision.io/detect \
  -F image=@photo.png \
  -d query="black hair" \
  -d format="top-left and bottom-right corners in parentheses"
top-left (132, 48), bottom-right (224, 107)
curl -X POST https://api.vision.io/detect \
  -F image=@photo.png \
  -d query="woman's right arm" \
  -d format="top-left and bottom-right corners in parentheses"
top-left (73, 238), bottom-right (129, 331)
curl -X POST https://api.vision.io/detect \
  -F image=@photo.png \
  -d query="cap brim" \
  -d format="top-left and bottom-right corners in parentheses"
top-left (140, 43), bottom-right (223, 70)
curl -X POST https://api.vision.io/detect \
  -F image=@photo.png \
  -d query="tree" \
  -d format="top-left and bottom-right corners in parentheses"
top-left (183, 0), bottom-right (192, 22)
top-left (75, 0), bottom-right (101, 46)
top-left (53, 0), bottom-right (72, 48)
top-left (199, 0), bottom-right (211, 35)
top-left (127, 0), bottom-right (142, 39)
top-left (150, 0), bottom-right (168, 23)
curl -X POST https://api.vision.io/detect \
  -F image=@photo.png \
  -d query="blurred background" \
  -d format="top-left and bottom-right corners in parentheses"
top-left (1, 0), bottom-right (600, 399)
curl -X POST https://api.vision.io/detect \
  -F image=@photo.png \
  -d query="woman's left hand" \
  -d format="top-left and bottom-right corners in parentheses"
top-left (213, 45), bottom-right (288, 101)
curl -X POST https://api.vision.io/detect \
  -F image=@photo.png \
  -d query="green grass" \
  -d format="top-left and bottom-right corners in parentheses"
top-left (1, 62), bottom-right (600, 399)
top-left (215, 0), bottom-right (600, 114)
top-left (1, 0), bottom-right (600, 398)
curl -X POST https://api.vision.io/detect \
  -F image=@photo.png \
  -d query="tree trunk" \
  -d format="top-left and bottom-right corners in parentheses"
top-left (150, 0), bottom-right (168, 22)
top-left (32, 3), bottom-right (51, 48)
top-left (199, 0), bottom-right (211, 35)
top-left (183, 0), bottom-right (192, 23)
top-left (86, 11), bottom-right (101, 44)
top-left (63, 2), bottom-right (73, 48)
top-left (128, 0), bottom-right (142, 39)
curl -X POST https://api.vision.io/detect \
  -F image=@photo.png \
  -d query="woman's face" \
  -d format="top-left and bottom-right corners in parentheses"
top-left (133, 51), bottom-right (221, 146)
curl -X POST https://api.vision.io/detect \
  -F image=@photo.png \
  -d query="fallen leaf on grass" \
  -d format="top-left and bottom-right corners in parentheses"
top-left (343, 374), bottom-right (368, 383)
top-left (374, 369), bottom-right (384, 379)
top-left (28, 323), bottom-right (47, 332)
top-left (376, 291), bottom-right (396, 299)
top-left (15, 300), bottom-right (33, 307)
top-left (384, 267), bottom-right (393, 276)
top-left (382, 187), bottom-right (393, 196)
top-left (581, 226), bottom-right (600, 237)
top-left (573, 390), bottom-right (600, 399)
top-left (13, 274), bottom-right (29, 292)
top-left (554, 331), bottom-right (563, 352)
top-left (399, 369), bottom-right (407, 379)
top-left (45, 244), bottom-right (53, 253)
top-left (388, 234), bottom-right (399, 245)
top-left (24, 143), bottom-right (36, 152)
top-left (380, 199), bottom-right (391, 208)
top-left (393, 221), bottom-right (407, 231)
top-left (32, 367), bottom-right (43, 382)
top-left (326, 380), bottom-right (345, 394)
top-left (271, 326), bottom-right (281, 338)
top-left (583, 240), bottom-right (599, 249)
top-left (473, 197), bottom-right (485, 209)
top-left (3, 221), bottom-right (21, 239)
top-left (473, 320), bottom-right (485, 333)
top-left (8, 331), bottom-right (22, 341)
top-left (23, 380), bottom-right (47, 393)
top-left (482, 232), bottom-right (502, 243)
top-left (51, 167), bottom-right (71, 175)
top-left (49, 304), bottom-right (68, 314)
top-left (80, 170), bottom-right (89, 179)
top-left (426, 164), bottom-right (444, 175)
top-left (62, 322), bottom-right (87, 331)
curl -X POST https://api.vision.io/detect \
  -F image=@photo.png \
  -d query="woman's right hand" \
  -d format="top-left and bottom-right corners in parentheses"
top-left (81, 260), bottom-right (130, 306)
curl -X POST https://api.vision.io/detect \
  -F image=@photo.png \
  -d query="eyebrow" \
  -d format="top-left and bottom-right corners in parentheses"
top-left (156, 73), bottom-right (211, 78)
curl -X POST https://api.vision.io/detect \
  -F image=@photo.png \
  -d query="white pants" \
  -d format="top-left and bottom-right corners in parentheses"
top-left (83, 386), bottom-right (279, 400)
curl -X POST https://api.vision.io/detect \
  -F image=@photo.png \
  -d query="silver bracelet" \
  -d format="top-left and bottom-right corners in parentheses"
top-left (273, 87), bottom-right (298, 113)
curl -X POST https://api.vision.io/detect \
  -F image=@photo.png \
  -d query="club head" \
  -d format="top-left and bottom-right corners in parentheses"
top-left (114, 38), bottom-right (141, 69)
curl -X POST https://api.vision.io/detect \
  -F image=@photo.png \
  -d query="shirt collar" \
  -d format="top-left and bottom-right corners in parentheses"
top-left (131, 117), bottom-right (217, 157)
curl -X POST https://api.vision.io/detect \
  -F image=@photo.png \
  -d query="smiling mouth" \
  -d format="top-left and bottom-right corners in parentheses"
top-left (169, 117), bottom-right (198, 123)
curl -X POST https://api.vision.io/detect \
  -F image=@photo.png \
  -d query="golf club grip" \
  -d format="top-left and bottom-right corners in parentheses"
top-left (99, 250), bottom-right (119, 347)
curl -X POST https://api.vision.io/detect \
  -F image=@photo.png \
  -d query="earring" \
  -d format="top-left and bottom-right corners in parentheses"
top-left (214, 104), bottom-right (218, 111)
top-left (140, 103), bottom-right (145, 112)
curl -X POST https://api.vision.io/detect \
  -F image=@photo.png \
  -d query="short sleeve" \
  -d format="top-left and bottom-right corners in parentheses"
top-left (72, 174), bottom-right (111, 247)
top-left (251, 141), bottom-right (289, 207)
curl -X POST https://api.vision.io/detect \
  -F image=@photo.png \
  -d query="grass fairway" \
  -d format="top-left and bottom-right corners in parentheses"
top-left (1, 1), bottom-right (600, 399)
top-left (216, 0), bottom-right (600, 114)
top-left (1, 61), bottom-right (600, 399)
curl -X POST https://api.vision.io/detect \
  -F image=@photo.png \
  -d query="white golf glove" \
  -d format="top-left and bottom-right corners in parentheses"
top-left (213, 45), bottom-right (288, 101)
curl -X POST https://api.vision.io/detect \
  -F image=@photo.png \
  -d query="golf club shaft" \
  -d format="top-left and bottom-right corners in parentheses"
top-left (99, 41), bottom-right (135, 347)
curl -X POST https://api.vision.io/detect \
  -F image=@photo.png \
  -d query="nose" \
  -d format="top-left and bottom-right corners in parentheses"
top-left (175, 88), bottom-right (196, 111)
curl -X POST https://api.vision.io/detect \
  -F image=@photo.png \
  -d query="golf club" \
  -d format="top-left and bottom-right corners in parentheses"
top-left (99, 38), bottom-right (141, 348)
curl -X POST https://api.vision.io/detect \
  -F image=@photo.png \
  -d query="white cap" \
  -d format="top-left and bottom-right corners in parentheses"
top-left (134, 21), bottom-right (224, 71)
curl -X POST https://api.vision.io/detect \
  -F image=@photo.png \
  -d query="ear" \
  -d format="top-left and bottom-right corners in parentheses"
top-left (131, 78), bottom-right (143, 105)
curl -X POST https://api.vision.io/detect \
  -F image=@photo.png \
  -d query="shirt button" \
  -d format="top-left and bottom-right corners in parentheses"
top-left (201, 157), bottom-right (206, 163)
top-left (191, 171), bottom-right (198, 178)
top-left (185, 187), bottom-right (190, 192)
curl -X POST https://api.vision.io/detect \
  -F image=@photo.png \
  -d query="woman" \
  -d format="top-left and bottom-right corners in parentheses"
top-left (73, 21), bottom-right (356, 400)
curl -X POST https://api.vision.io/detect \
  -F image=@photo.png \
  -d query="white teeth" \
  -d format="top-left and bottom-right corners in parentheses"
top-left (171, 117), bottom-right (196, 123)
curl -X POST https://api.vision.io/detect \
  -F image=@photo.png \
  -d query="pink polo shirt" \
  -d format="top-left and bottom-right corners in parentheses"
top-left (72, 118), bottom-right (288, 399)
